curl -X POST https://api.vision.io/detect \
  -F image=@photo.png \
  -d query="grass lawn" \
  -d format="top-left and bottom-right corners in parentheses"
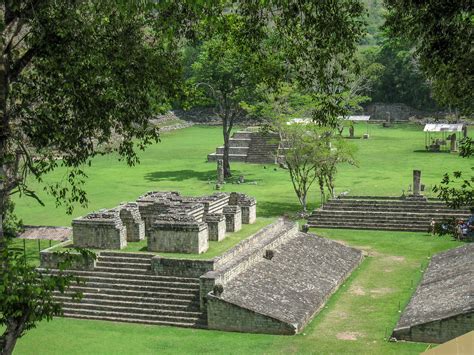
top-left (13, 229), bottom-right (462, 354)
top-left (13, 123), bottom-right (472, 226)
top-left (9, 123), bottom-right (471, 354)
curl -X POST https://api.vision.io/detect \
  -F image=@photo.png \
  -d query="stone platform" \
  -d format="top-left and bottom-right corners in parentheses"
top-left (308, 196), bottom-right (470, 232)
top-left (392, 244), bottom-right (474, 343)
top-left (39, 219), bottom-right (363, 334)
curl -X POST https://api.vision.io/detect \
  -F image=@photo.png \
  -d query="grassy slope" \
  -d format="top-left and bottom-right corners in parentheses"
top-left (12, 123), bottom-right (470, 354)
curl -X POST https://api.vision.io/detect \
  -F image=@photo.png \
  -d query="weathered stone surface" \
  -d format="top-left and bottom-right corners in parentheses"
top-left (118, 202), bottom-right (145, 242)
top-left (151, 255), bottom-right (214, 278)
top-left (148, 214), bottom-right (209, 254)
top-left (223, 205), bottom-right (242, 232)
top-left (40, 241), bottom-right (96, 270)
top-left (393, 244), bottom-right (474, 343)
top-left (72, 210), bottom-right (127, 249)
top-left (229, 192), bottom-right (256, 224)
top-left (207, 232), bottom-right (362, 334)
top-left (205, 213), bottom-right (227, 241)
top-left (413, 170), bottom-right (421, 196)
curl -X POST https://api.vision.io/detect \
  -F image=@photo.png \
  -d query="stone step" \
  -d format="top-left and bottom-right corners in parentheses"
top-left (207, 153), bottom-right (247, 162)
top-left (60, 312), bottom-right (207, 329)
top-left (55, 291), bottom-right (199, 306)
top-left (215, 146), bottom-right (249, 155)
top-left (309, 211), bottom-right (467, 220)
top-left (99, 251), bottom-right (155, 259)
top-left (309, 216), bottom-right (435, 225)
top-left (232, 131), bottom-right (252, 139)
top-left (65, 275), bottom-right (200, 290)
top-left (64, 285), bottom-right (200, 301)
top-left (95, 262), bottom-right (151, 270)
top-left (228, 138), bottom-right (251, 147)
top-left (37, 268), bottom-right (200, 285)
top-left (77, 281), bottom-right (198, 294)
top-left (93, 266), bottom-right (152, 274)
top-left (61, 308), bottom-right (207, 326)
top-left (324, 201), bottom-right (453, 208)
top-left (320, 206), bottom-right (466, 214)
top-left (60, 301), bottom-right (202, 319)
top-left (97, 255), bottom-right (152, 264)
top-left (308, 222), bottom-right (428, 232)
top-left (54, 294), bottom-right (200, 312)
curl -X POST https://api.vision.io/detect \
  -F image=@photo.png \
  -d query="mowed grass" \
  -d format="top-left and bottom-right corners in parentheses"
top-left (13, 123), bottom-right (472, 226)
top-left (10, 123), bottom-right (471, 354)
top-left (13, 230), bottom-right (461, 354)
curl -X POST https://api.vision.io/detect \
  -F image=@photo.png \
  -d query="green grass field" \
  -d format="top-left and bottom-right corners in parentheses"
top-left (11, 123), bottom-right (471, 354)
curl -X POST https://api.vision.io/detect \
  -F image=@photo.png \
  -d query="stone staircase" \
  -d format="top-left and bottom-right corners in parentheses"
top-left (207, 131), bottom-right (251, 162)
top-left (246, 132), bottom-right (280, 164)
top-left (308, 196), bottom-right (470, 232)
top-left (207, 131), bottom-right (281, 164)
top-left (39, 252), bottom-right (207, 328)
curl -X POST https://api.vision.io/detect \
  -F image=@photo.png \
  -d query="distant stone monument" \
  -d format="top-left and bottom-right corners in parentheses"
top-left (217, 159), bottom-right (224, 184)
top-left (412, 170), bottom-right (421, 196)
top-left (450, 134), bottom-right (458, 152)
top-left (349, 125), bottom-right (354, 138)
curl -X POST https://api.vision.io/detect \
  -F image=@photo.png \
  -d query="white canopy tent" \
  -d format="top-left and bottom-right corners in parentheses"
top-left (423, 123), bottom-right (467, 152)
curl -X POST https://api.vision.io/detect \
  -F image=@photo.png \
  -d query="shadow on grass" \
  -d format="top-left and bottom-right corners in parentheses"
top-left (144, 170), bottom-right (216, 182)
top-left (257, 200), bottom-right (303, 218)
top-left (412, 149), bottom-right (452, 154)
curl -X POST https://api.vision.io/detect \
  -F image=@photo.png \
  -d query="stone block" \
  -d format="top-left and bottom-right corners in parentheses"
top-left (148, 215), bottom-right (209, 254)
top-left (118, 202), bottom-right (145, 242)
top-left (229, 192), bottom-right (256, 224)
top-left (205, 213), bottom-right (227, 241)
top-left (72, 210), bottom-right (127, 250)
top-left (223, 205), bottom-right (242, 232)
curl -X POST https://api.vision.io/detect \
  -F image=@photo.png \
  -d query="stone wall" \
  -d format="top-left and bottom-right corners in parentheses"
top-left (118, 203), bottom-right (145, 242)
top-left (148, 215), bottom-right (209, 254)
top-left (40, 241), bottom-right (96, 270)
top-left (151, 256), bottom-right (214, 278)
top-left (207, 294), bottom-right (296, 335)
top-left (205, 213), bottom-right (226, 241)
top-left (72, 210), bottom-right (127, 250)
top-left (223, 205), bottom-right (242, 232)
top-left (394, 313), bottom-right (474, 344)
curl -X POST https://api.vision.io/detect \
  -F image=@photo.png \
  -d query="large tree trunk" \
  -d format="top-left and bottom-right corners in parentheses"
top-left (1, 314), bottom-right (28, 355)
top-left (222, 113), bottom-right (233, 179)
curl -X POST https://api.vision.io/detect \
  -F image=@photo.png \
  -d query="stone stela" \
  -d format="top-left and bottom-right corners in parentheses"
top-left (72, 191), bottom-right (257, 253)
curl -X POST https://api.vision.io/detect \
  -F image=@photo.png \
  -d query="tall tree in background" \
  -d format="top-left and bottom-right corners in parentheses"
top-left (384, 0), bottom-right (473, 113)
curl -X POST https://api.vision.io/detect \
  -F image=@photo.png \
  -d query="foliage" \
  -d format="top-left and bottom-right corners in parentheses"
top-left (359, 43), bottom-right (437, 110)
top-left (276, 123), bottom-right (357, 212)
top-left (384, 0), bottom-right (474, 114)
top-left (0, 240), bottom-right (95, 354)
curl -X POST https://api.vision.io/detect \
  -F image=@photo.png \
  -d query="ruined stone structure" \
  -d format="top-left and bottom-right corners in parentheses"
top-left (40, 219), bottom-right (363, 334)
top-left (223, 205), bottom-right (242, 232)
top-left (72, 210), bottom-right (127, 249)
top-left (148, 214), bottom-right (209, 254)
top-left (72, 191), bottom-right (254, 253)
top-left (392, 244), bottom-right (474, 343)
top-left (118, 203), bottom-right (145, 242)
top-left (205, 213), bottom-right (226, 241)
top-left (207, 131), bottom-right (281, 164)
top-left (308, 196), bottom-right (470, 232)
top-left (229, 192), bottom-right (257, 224)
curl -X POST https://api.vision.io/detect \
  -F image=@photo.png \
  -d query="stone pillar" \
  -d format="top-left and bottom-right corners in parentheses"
top-left (450, 134), bottom-right (457, 152)
top-left (223, 205), bottom-right (242, 232)
top-left (413, 170), bottom-right (421, 196)
top-left (217, 159), bottom-right (224, 184)
top-left (349, 125), bottom-right (354, 138)
top-left (205, 213), bottom-right (227, 241)
top-left (119, 203), bottom-right (145, 242)
top-left (228, 192), bottom-right (257, 224)
top-left (462, 125), bottom-right (467, 138)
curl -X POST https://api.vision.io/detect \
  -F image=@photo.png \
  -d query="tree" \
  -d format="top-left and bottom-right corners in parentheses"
top-left (188, 19), bottom-right (283, 178)
top-left (0, 1), bottom-right (218, 353)
top-left (384, 0), bottom-right (473, 113)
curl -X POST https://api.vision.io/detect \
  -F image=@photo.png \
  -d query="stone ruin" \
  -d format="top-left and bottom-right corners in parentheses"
top-left (72, 191), bottom-right (256, 253)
